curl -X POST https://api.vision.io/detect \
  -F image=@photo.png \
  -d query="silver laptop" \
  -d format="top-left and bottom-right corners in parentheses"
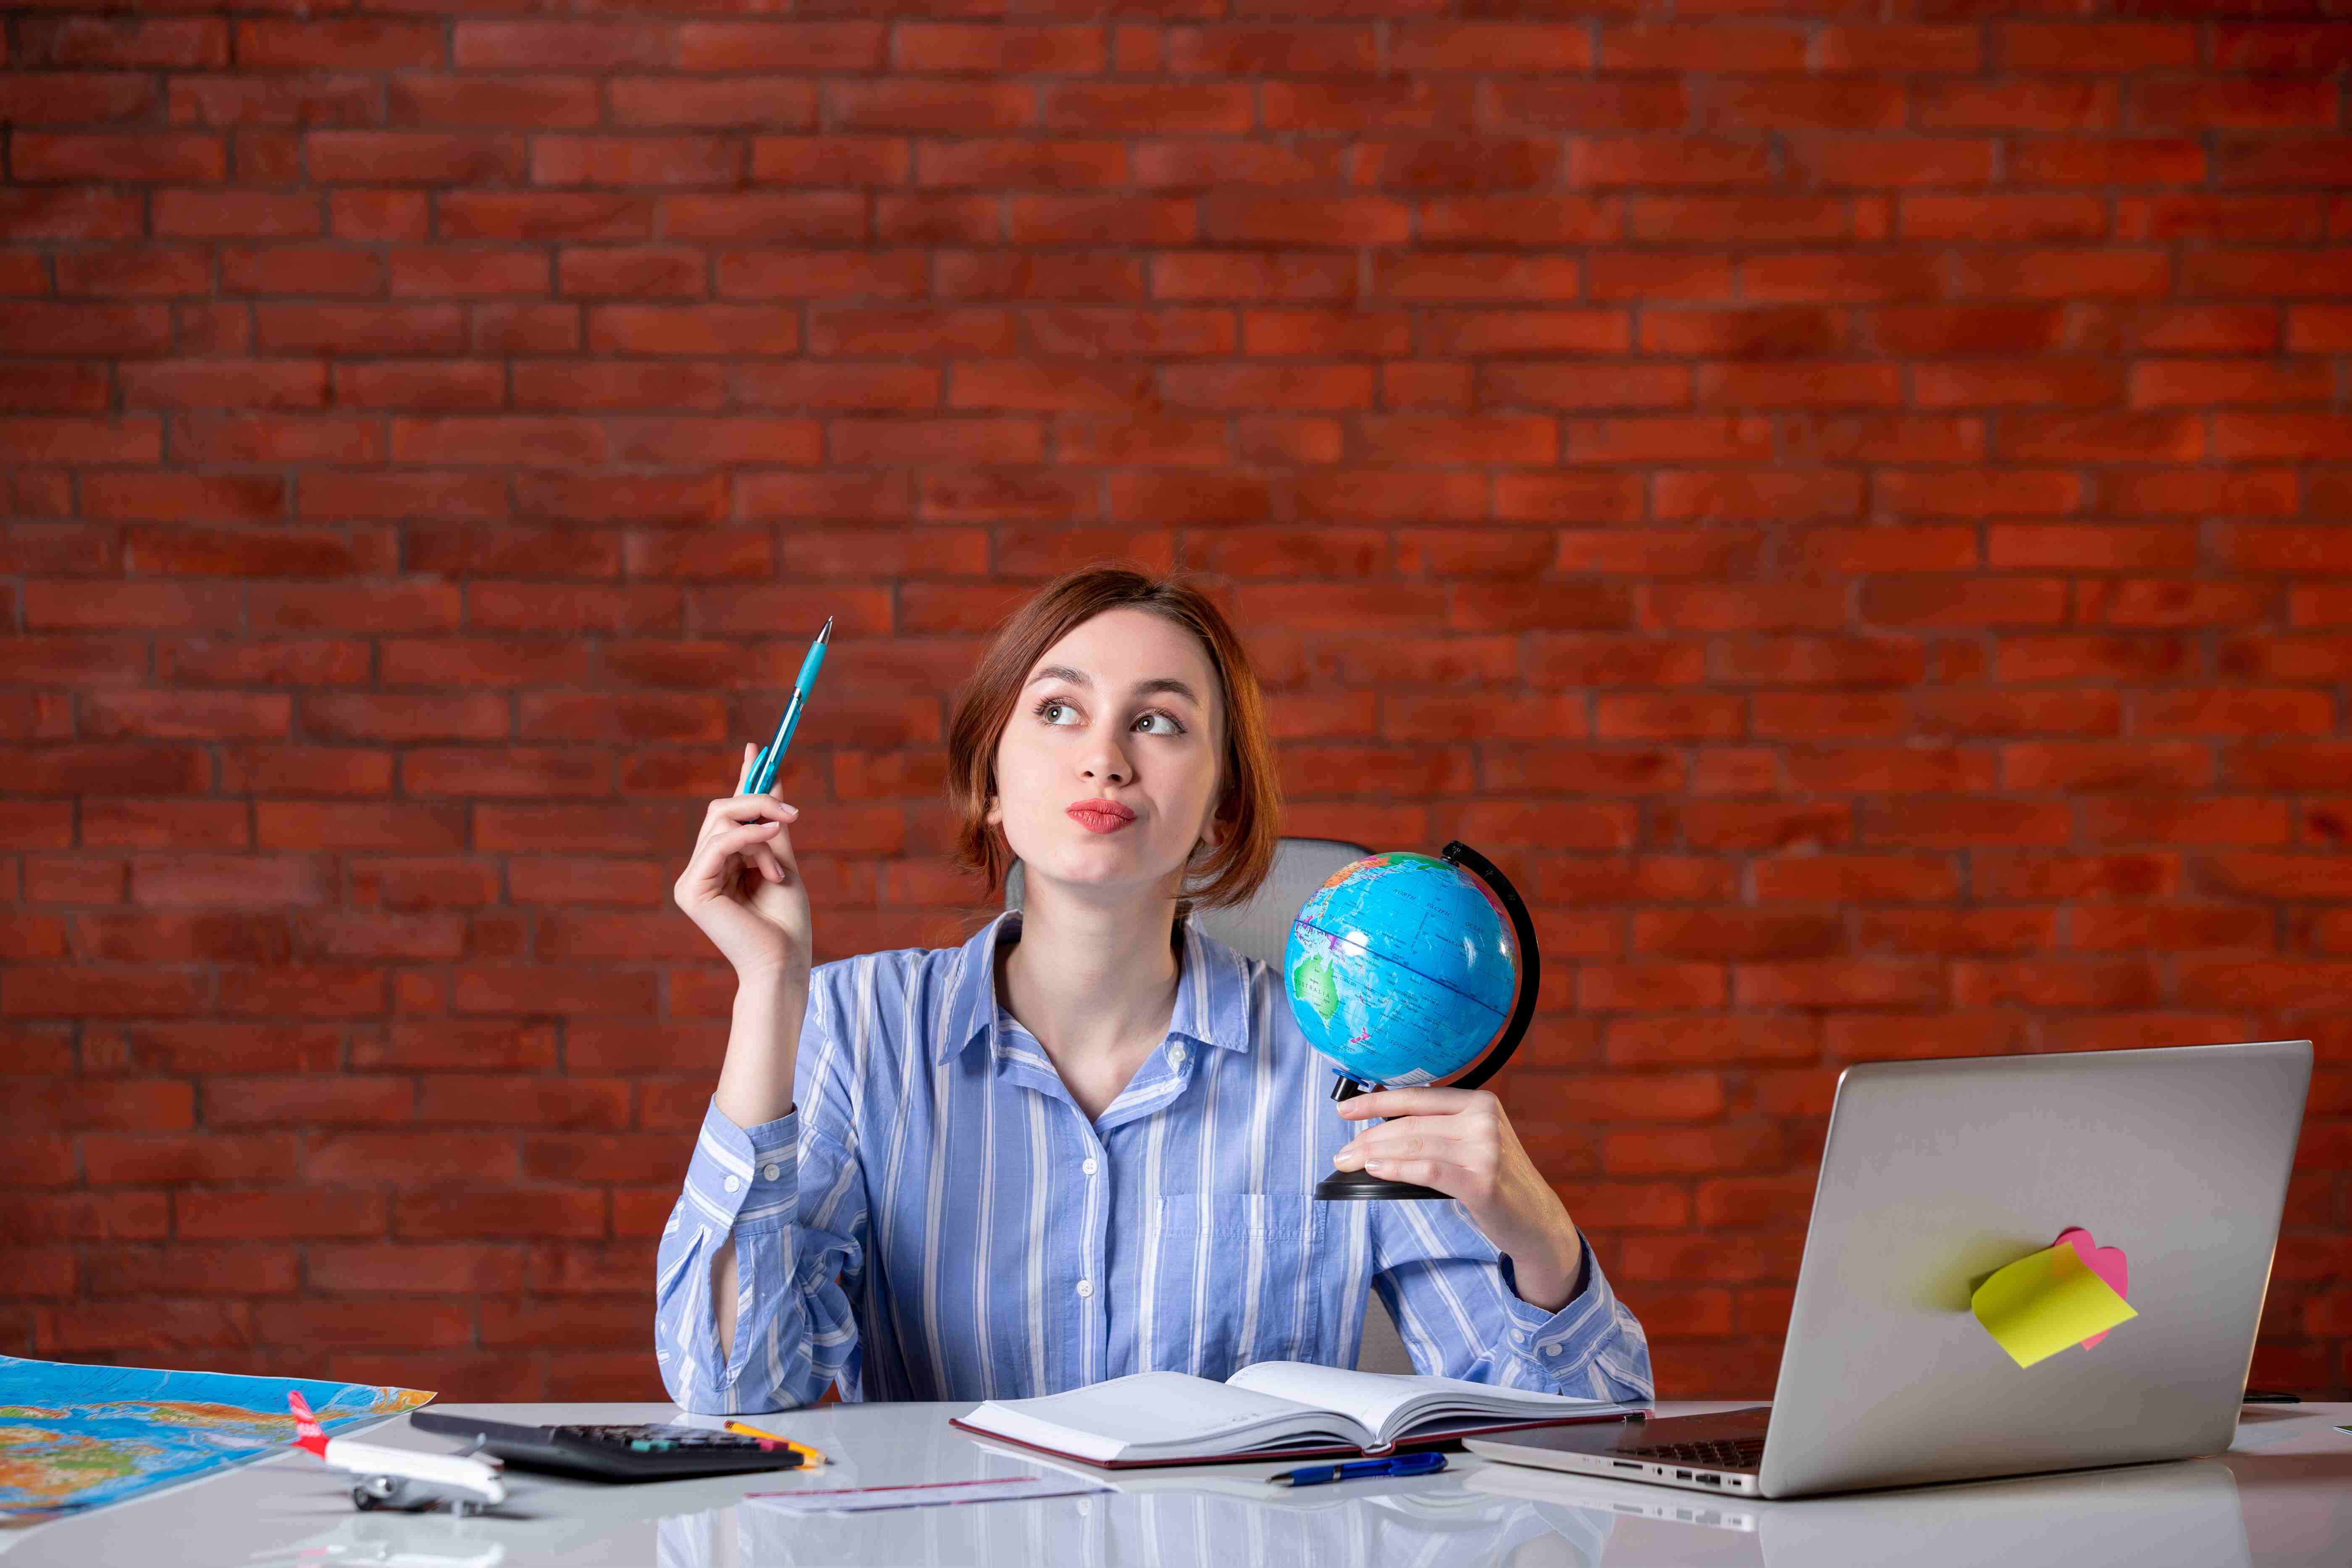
top-left (1469, 1040), bottom-right (2311, 1499)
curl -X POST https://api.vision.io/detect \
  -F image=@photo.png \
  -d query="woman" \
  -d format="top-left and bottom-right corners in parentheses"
top-left (654, 566), bottom-right (1651, 1412)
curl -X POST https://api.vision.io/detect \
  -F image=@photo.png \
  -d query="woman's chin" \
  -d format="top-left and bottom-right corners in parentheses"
top-left (1018, 849), bottom-right (1183, 901)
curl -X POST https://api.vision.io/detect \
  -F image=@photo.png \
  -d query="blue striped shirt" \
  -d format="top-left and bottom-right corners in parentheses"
top-left (654, 909), bottom-right (1652, 1413)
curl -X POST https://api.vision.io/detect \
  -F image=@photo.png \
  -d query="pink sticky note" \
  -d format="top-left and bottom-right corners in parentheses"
top-left (2053, 1227), bottom-right (2129, 1348)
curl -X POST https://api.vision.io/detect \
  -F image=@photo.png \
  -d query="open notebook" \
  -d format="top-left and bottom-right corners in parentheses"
top-left (950, 1363), bottom-right (1645, 1469)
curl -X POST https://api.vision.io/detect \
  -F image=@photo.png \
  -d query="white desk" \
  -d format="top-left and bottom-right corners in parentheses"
top-left (8, 1400), bottom-right (2349, 1567)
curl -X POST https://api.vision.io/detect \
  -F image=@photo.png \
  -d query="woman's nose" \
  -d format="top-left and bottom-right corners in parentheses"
top-left (1082, 740), bottom-right (1130, 783)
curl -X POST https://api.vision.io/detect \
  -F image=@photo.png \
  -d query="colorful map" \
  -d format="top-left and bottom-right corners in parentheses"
top-left (1284, 851), bottom-right (1521, 1088)
top-left (0, 1356), bottom-right (433, 1527)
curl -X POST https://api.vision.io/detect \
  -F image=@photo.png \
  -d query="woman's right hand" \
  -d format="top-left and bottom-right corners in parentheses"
top-left (673, 743), bottom-right (812, 986)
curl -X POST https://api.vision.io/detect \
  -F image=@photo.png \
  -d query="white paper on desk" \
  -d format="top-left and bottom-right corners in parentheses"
top-left (748, 1475), bottom-right (1110, 1514)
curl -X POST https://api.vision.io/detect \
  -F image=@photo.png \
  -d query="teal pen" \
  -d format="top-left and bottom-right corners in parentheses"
top-left (745, 617), bottom-right (832, 798)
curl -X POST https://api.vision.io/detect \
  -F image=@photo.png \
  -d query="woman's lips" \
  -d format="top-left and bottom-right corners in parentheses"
top-left (1066, 805), bottom-right (1134, 834)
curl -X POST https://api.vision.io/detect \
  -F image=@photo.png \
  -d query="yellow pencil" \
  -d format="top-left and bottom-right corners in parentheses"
top-left (724, 1419), bottom-right (827, 1468)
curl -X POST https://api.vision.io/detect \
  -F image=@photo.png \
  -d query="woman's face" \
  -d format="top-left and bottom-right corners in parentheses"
top-left (986, 607), bottom-right (1227, 911)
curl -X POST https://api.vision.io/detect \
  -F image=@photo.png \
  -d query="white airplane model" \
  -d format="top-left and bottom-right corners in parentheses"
top-left (287, 1390), bottom-right (510, 1515)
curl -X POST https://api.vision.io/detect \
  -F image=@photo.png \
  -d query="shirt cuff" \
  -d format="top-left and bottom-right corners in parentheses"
top-left (684, 1096), bottom-right (799, 1234)
top-left (1499, 1234), bottom-right (1624, 1382)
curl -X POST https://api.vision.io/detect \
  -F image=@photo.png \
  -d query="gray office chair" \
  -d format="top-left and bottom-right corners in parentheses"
top-left (1005, 836), bottom-right (1418, 1375)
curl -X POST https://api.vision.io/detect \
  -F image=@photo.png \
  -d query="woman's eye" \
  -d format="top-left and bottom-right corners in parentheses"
top-left (1033, 696), bottom-right (1184, 735)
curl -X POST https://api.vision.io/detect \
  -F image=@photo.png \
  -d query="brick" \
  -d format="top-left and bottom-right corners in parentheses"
top-left (21, 17), bottom-right (227, 68)
top-left (1604, 24), bottom-right (1805, 73)
top-left (452, 22), bottom-right (666, 70)
top-left (513, 361), bottom-right (727, 412)
top-left (439, 193), bottom-right (651, 242)
top-left (1483, 361), bottom-right (1689, 410)
top-left (1391, 23), bottom-right (1592, 73)
top-left (1755, 855), bottom-right (1957, 903)
top-left (2011, 138), bottom-right (2204, 186)
top-left (1738, 959), bottom-right (1945, 1009)
top-left (2001, 742), bottom-right (2212, 792)
top-left (1604, 1126), bottom-right (1786, 1176)
top-left (2216, 138), bottom-right (2352, 188)
top-left (534, 137), bottom-right (743, 189)
top-left (1954, 248), bottom-right (2171, 300)
top-left (898, 22), bottom-right (1105, 74)
top-left (2213, 25), bottom-right (2352, 71)
top-left (2139, 688), bottom-right (2334, 736)
top-left (673, 21), bottom-right (884, 71)
top-left (1698, 79), bottom-right (1903, 131)
top-left (14, 133), bottom-right (226, 184)
top-left (3, 71), bottom-right (159, 125)
top-left (1044, 81), bottom-right (1251, 136)
top-left (0, 188), bottom-right (144, 242)
top-left (1814, 26), bottom-right (1980, 71)
top-left (2004, 412), bottom-right (2203, 465)
top-left (2139, 79), bottom-right (2338, 131)
top-left (2087, 798), bottom-right (2290, 850)
top-left (2078, 578), bottom-right (2271, 627)
top-left (309, 1243), bottom-right (525, 1295)
top-left (1350, 139), bottom-right (1560, 193)
top-left (834, 80), bottom-right (1037, 134)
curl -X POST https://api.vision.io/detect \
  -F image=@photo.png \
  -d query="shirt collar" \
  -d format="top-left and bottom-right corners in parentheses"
top-left (934, 907), bottom-right (1255, 1066)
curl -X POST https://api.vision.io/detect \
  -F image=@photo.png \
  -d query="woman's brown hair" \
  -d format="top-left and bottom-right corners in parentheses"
top-left (946, 564), bottom-right (1282, 923)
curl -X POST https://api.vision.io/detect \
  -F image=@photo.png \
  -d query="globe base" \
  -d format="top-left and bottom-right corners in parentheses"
top-left (1313, 1167), bottom-right (1450, 1203)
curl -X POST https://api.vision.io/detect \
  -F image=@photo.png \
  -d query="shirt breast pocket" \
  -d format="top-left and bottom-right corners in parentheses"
top-left (1144, 1191), bottom-right (1328, 1379)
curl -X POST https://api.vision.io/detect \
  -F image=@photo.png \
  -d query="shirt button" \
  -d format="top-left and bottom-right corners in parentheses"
top-left (1168, 1046), bottom-right (1186, 1066)
top-left (762, 1163), bottom-right (781, 1182)
top-left (1543, 1343), bottom-right (1562, 1358)
top-left (722, 1175), bottom-right (740, 1193)
top-left (1075, 1279), bottom-right (1094, 1299)
top-left (1082, 1158), bottom-right (1098, 1176)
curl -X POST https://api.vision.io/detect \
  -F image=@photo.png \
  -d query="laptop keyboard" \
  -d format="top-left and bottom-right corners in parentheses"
top-left (1619, 1437), bottom-right (1767, 1469)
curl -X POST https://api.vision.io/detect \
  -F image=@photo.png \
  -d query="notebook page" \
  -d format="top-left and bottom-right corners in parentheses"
top-left (958, 1370), bottom-right (1369, 1463)
top-left (1229, 1361), bottom-right (1622, 1446)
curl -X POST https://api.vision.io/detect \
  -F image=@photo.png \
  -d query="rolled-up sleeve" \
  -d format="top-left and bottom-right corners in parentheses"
top-left (1372, 1204), bottom-right (1653, 1405)
top-left (653, 982), bottom-right (866, 1413)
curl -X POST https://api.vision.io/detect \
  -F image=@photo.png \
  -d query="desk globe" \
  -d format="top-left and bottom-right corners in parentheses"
top-left (1284, 841), bottom-right (1542, 1201)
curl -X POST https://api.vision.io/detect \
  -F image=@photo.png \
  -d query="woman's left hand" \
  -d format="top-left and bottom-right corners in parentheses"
top-left (1333, 1087), bottom-right (1586, 1311)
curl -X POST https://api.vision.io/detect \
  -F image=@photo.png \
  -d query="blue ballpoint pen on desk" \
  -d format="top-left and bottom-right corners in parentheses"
top-left (745, 617), bottom-right (832, 797)
top-left (1268, 1452), bottom-right (1447, 1488)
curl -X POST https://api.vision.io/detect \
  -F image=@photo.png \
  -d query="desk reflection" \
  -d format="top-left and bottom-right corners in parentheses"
top-left (1468, 1454), bottom-right (2249, 1568)
top-left (652, 1425), bottom-right (1612, 1568)
top-left (248, 1510), bottom-right (509, 1568)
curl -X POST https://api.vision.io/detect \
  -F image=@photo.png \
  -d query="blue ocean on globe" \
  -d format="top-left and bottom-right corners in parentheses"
top-left (1284, 851), bottom-right (1522, 1088)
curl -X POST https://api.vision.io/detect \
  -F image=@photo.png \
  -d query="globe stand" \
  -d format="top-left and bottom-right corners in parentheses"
top-left (1310, 840), bottom-right (1544, 1204)
top-left (1314, 1074), bottom-right (1452, 1202)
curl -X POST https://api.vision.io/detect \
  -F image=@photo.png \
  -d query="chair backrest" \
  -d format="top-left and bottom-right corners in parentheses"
top-left (1003, 837), bottom-right (1418, 1376)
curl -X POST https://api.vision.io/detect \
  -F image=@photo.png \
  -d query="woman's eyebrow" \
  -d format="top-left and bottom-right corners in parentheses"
top-left (1025, 664), bottom-right (1202, 706)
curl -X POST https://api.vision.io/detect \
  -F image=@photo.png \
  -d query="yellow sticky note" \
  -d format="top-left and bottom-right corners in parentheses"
top-left (1971, 1241), bottom-right (2138, 1369)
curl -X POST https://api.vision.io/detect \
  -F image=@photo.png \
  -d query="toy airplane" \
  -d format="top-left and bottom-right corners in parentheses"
top-left (287, 1390), bottom-right (509, 1515)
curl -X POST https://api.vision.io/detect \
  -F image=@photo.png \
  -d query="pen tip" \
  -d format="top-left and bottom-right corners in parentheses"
top-left (816, 616), bottom-right (833, 642)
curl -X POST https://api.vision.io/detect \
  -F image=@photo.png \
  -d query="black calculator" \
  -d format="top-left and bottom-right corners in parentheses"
top-left (409, 1412), bottom-right (808, 1482)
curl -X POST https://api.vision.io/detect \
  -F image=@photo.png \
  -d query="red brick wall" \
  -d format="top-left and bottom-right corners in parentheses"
top-left (4, 5), bottom-right (2349, 1402)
